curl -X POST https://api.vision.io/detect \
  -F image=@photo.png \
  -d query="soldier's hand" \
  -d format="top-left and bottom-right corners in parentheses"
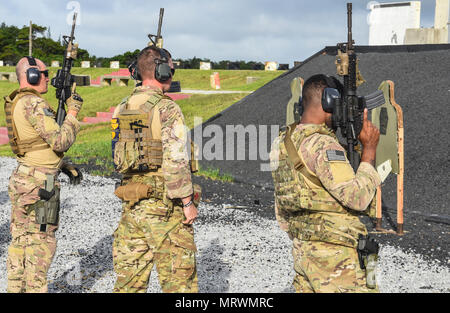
top-left (61, 162), bottom-right (83, 185)
top-left (359, 109), bottom-right (380, 151)
top-left (182, 203), bottom-right (198, 225)
top-left (66, 86), bottom-right (83, 116)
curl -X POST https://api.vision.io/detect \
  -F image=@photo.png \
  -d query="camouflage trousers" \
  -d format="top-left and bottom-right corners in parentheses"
top-left (113, 197), bottom-right (198, 293)
top-left (291, 238), bottom-right (379, 293)
top-left (7, 165), bottom-right (59, 293)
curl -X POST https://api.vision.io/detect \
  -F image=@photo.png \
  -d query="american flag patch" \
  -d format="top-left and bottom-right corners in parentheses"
top-left (326, 150), bottom-right (346, 161)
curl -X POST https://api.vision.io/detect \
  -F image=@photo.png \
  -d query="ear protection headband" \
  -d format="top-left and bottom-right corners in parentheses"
top-left (130, 47), bottom-right (173, 83)
top-left (26, 56), bottom-right (41, 85)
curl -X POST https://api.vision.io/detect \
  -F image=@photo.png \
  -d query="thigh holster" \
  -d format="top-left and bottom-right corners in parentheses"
top-left (27, 174), bottom-right (60, 229)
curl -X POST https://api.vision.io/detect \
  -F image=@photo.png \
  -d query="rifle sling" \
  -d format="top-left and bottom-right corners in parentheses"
top-left (284, 123), bottom-right (323, 187)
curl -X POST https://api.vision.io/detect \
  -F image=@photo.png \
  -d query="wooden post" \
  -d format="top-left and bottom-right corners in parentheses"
top-left (29, 21), bottom-right (32, 57)
top-left (397, 120), bottom-right (404, 235)
top-left (388, 81), bottom-right (404, 235)
top-left (375, 186), bottom-right (383, 230)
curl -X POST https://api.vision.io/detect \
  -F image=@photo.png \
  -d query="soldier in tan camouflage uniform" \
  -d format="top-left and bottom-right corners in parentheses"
top-left (111, 46), bottom-right (199, 293)
top-left (270, 74), bottom-right (381, 293)
top-left (4, 57), bottom-right (83, 292)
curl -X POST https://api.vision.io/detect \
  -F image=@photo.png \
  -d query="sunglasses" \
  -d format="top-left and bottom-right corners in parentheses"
top-left (171, 68), bottom-right (175, 76)
top-left (40, 70), bottom-right (49, 78)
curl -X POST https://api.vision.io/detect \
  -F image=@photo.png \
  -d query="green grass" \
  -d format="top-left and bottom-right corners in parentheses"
top-left (172, 69), bottom-right (284, 91)
top-left (1, 65), bottom-right (284, 91)
top-left (178, 93), bottom-right (246, 128)
top-left (0, 92), bottom-right (246, 181)
top-left (0, 66), bottom-right (277, 181)
top-left (64, 123), bottom-right (114, 170)
top-left (195, 166), bottom-right (234, 182)
top-left (0, 66), bottom-right (283, 127)
top-left (0, 81), bottom-right (135, 127)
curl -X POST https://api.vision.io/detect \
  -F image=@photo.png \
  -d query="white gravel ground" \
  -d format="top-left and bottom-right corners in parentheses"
top-left (0, 157), bottom-right (448, 293)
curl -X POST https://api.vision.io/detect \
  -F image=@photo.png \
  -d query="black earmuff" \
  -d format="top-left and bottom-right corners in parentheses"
top-left (322, 88), bottom-right (341, 113)
top-left (26, 56), bottom-right (41, 85)
top-left (154, 49), bottom-right (172, 82)
top-left (321, 75), bottom-right (341, 113)
top-left (130, 47), bottom-right (173, 83)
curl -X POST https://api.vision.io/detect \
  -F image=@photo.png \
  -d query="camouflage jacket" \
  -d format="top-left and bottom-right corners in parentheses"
top-left (115, 85), bottom-right (193, 199)
top-left (12, 89), bottom-right (80, 168)
top-left (297, 124), bottom-right (380, 211)
top-left (271, 123), bottom-right (381, 246)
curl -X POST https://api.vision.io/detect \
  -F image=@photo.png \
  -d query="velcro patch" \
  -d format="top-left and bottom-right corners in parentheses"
top-left (43, 108), bottom-right (55, 117)
top-left (326, 150), bottom-right (346, 162)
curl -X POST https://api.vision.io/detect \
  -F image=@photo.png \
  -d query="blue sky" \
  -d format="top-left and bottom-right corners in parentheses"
top-left (0, 0), bottom-right (441, 65)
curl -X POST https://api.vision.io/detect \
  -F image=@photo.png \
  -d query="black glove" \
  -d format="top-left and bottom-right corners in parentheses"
top-left (61, 163), bottom-right (83, 185)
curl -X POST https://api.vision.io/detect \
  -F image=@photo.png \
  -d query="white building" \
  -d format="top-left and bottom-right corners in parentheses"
top-left (369, 0), bottom-right (449, 45)
top-left (368, 1), bottom-right (421, 45)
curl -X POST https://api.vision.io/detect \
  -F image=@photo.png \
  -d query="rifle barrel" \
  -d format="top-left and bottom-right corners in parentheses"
top-left (347, 3), bottom-right (353, 50)
top-left (157, 8), bottom-right (164, 39)
top-left (70, 13), bottom-right (77, 40)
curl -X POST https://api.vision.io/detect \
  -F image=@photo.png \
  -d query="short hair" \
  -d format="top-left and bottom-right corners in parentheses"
top-left (15, 57), bottom-right (44, 84)
top-left (137, 46), bottom-right (172, 80)
top-left (302, 74), bottom-right (343, 107)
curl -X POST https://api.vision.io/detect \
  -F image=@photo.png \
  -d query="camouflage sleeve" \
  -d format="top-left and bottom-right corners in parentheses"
top-left (23, 96), bottom-right (80, 153)
top-left (274, 197), bottom-right (291, 233)
top-left (159, 99), bottom-right (193, 199)
top-left (301, 134), bottom-right (381, 212)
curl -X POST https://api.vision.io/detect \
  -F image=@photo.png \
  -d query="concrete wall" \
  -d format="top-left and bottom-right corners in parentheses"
top-left (404, 27), bottom-right (448, 44)
top-left (0, 72), bottom-right (18, 83)
top-left (404, 0), bottom-right (449, 44)
top-left (369, 1), bottom-right (421, 45)
top-left (200, 62), bottom-right (211, 70)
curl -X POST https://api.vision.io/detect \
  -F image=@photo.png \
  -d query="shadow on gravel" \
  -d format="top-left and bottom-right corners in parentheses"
top-left (198, 238), bottom-right (231, 292)
top-left (48, 235), bottom-right (114, 293)
top-left (0, 222), bottom-right (11, 258)
top-left (381, 205), bottom-right (398, 232)
top-left (0, 191), bottom-right (9, 205)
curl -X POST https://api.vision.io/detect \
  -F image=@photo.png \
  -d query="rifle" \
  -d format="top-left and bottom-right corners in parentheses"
top-left (148, 8), bottom-right (164, 48)
top-left (333, 3), bottom-right (384, 171)
top-left (51, 13), bottom-right (78, 126)
top-left (129, 8), bottom-right (165, 82)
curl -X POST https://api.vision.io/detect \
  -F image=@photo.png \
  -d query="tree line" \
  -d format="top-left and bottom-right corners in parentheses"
top-left (0, 22), bottom-right (267, 70)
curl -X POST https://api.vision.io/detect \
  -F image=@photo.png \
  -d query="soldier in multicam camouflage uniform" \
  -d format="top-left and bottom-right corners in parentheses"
top-left (111, 46), bottom-right (199, 293)
top-left (270, 74), bottom-right (381, 293)
top-left (4, 57), bottom-right (83, 293)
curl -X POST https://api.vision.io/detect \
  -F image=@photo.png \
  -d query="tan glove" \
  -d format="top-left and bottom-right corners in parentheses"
top-left (66, 92), bottom-right (83, 114)
top-left (61, 162), bottom-right (83, 185)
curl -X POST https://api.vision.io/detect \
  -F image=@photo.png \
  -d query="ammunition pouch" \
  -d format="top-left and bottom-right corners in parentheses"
top-left (357, 234), bottom-right (380, 289)
top-left (288, 213), bottom-right (364, 248)
top-left (115, 173), bottom-right (167, 209)
top-left (114, 182), bottom-right (154, 208)
top-left (27, 176), bottom-right (60, 228)
top-left (112, 93), bottom-right (171, 174)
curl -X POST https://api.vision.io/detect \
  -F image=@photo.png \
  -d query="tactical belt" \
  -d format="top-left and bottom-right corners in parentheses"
top-left (17, 164), bottom-right (53, 181)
